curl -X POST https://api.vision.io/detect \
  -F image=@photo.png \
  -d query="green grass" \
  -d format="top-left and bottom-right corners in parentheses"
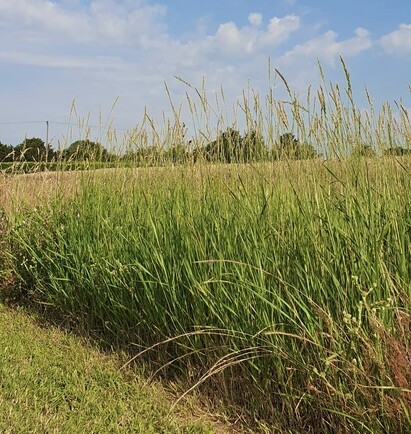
top-left (1, 61), bottom-right (411, 432)
top-left (0, 302), bottom-right (220, 434)
top-left (4, 159), bottom-right (411, 432)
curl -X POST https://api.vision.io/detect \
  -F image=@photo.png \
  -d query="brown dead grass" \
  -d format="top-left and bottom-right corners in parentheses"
top-left (0, 171), bottom-right (82, 214)
top-left (382, 311), bottom-right (411, 418)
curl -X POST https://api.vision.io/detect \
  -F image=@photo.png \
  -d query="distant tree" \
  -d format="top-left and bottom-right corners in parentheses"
top-left (164, 143), bottom-right (189, 164)
top-left (62, 140), bottom-right (110, 161)
top-left (204, 127), bottom-right (241, 163)
top-left (351, 143), bottom-right (376, 158)
top-left (203, 127), bottom-right (268, 163)
top-left (0, 142), bottom-right (14, 162)
top-left (122, 146), bottom-right (164, 166)
top-left (280, 132), bottom-right (298, 149)
top-left (295, 143), bottom-right (319, 160)
top-left (273, 133), bottom-right (318, 160)
top-left (383, 147), bottom-right (411, 157)
top-left (241, 129), bottom-right (268, 162)
top-left (14, 137), bottom-right (53, 161)
top-left (273, 133), bottom-right (297, 159)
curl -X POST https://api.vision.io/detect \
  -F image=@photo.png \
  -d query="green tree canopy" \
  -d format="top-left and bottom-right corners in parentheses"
top-left (383, 147), bottom-right (411, 157)
top-left (351, 143), bottom-right (376, 158)
top-left (241, 129), bottom-right (268, 161)
top-left (273, 133), bottom-right (318, 160)
top-left (203, 127), bottom-right (268, 163)
top-left (0, 142), bottom-right (14, 162)
top-left (123, 146), bottom-right (164, 166)
top-left (14, 137), bottom-right (51, 162)
top-left (164, 143), bottom-right (189, 164)
top-left (62, 140), bottom-right (110, 161)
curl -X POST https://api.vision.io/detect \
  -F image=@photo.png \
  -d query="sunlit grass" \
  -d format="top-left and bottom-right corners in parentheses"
top-left (0, 303), bottom-right (217, 433)
top-left (2, 60), bottom-right (411, 433)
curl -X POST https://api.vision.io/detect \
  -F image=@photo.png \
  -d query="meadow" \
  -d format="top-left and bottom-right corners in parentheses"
top-left (1, 62), bottom-right (411, 433)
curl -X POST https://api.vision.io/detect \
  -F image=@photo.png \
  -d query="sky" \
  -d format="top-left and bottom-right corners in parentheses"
top-left (0, 0), bottom-right (410, 149)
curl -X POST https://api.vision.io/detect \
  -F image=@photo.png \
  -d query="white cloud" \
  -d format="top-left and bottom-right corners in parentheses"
top-left (380, 24), bottom-right (411, 54)
top-left (0, 0), bottom-right (89, 41)
top-left (204, 14), bottom-right (300, 57)
top-left (259, 15), bottom-right (300, 48)
top-left (0, 0), bottom-right (167, 46)
top-left (280, 27), bottom-right (372, 66)
top-left (0, 50), bottom-right (125, 69)
top-left (268, 27), bottom-right (373, 94)
top-left (212, 21), bottom-right (256, 54)
top-left (248, 13), bottom-right (263, 27)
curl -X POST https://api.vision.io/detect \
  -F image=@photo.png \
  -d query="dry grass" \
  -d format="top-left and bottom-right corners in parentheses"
top-left (0, 171), bottom-right (80, 214)
top-left (2, 156), bottom-right (410, 211)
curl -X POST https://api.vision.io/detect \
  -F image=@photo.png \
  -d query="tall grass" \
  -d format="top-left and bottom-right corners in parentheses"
top-left (3, 61), bottom-right (411, 432)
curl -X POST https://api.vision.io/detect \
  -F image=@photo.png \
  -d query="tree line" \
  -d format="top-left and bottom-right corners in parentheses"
top-left (0, 131), bottom-right (318, 164)
top-left (1, 130), bottom-right (410, 165)
top-left (0, 138), bottom-right (115, 163)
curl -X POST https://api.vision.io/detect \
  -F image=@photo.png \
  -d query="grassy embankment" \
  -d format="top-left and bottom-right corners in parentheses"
top-left (1, 62), bottom-right (411, 432)
top-left (0, 302), bottom-right (222, 433)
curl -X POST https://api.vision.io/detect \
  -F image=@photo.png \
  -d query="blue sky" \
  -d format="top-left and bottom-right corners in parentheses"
top-left (0, 0), bottom-right (410, 148)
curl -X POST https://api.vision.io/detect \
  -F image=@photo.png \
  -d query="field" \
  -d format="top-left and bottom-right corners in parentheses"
top-left (1, 66), bottom-right (411, 433)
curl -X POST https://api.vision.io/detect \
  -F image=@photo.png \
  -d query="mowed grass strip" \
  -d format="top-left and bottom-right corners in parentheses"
top-left (0, 302), bottom-right (221, 434)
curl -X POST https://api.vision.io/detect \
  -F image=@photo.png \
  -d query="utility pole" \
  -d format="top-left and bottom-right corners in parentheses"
top-left (45, 120), bottom-right (49, 163)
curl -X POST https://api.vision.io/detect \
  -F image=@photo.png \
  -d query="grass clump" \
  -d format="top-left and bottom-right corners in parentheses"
top-left (2, 61), bottom-right (411, 432)
top-left (6, 159), bottom-right (411, 432)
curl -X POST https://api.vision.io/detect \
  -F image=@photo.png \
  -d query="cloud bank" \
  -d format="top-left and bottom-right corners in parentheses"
top-left (380, 24), bottom-right (411, 54)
